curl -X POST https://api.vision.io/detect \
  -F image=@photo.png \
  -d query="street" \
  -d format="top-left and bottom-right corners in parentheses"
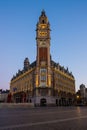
top-left (0, 105), bottom-right (87, 130)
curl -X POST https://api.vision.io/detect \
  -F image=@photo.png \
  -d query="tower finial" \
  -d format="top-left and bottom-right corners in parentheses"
top-left (41, 9), bottom-right (46, 16)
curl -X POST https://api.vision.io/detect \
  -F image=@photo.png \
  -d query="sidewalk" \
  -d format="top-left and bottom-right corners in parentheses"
top-left (0, 103), bottom-right (34, 108)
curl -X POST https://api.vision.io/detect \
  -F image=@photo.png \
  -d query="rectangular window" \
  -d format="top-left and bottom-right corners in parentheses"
top-left (40, 68), bottom-right (47, 86)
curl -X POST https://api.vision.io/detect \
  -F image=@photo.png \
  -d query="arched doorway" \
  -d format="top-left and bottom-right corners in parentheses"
top-left (40, 98), bottom-right (47, 106)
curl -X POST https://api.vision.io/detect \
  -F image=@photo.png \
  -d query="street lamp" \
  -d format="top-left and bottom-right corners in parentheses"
top-left (77, 95), bottom-right (80, 99)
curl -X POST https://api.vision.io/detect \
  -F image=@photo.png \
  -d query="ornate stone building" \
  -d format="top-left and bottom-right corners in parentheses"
top-left (10, 10), bottom-right (75, 106)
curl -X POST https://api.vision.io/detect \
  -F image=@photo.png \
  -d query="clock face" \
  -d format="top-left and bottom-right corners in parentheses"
top-left (40, 41), bottom-right (46, 46)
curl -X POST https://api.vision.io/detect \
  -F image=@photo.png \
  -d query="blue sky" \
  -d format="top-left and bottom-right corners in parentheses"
top-left (0, 0), bottom-right (87, 91)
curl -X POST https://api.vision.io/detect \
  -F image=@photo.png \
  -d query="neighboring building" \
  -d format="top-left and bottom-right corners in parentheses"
top-left (0, 89), bottom-right (9, 103)
top-left (76, 84), bottom-right (87, 105)
top-left (80, 84), bottom-right (86, 98)
top-left (10, 10), bottom-right (75, 106)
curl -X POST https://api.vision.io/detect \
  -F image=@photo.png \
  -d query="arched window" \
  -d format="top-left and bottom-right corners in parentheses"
top-left (42, 20), bottom-right (45, 24)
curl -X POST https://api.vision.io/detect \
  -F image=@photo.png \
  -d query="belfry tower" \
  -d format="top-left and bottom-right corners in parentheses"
top-left (10, 10), bottom-right (75, 106)
top-left (35, 10), bottom-right (52, 105)
top-left (36, 10), bottom-right (51, 87)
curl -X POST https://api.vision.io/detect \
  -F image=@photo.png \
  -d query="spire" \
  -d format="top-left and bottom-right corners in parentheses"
top-left (24, 57), bottom-right (30, 71)
top-left (38, 10), bottom-right (48, 24)
top-left (36, 10), bottom-right (51, 39)
top-left (41, 9), bottom-right (46, 16)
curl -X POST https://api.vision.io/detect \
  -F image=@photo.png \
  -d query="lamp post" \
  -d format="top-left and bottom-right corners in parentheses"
top-left (76, 95), bottom-right (80, 105)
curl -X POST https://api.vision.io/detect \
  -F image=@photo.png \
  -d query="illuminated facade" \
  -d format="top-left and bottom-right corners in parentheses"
top-left (10, 10), bottom-right (75, 106)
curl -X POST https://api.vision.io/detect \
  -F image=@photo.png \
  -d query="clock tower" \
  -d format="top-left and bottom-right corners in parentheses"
top-left (35, 10), bottom-right (52, 105)
top-left (10, 10), bottom-right (75, 106)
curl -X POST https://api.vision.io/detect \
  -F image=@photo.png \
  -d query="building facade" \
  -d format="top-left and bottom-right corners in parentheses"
top-left (10, 10), bottom-right (75, 106)
top-left (0, 89), bottom-right (9, 103)
top-left (76, 84), bottom-right (87, 105)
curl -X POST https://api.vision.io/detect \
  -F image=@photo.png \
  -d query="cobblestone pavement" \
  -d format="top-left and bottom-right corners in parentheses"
top-left (0, 105), bottom-right (87, 130)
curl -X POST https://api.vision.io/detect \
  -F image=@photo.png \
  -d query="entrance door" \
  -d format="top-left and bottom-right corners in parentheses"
top-left (40, 98), bottom-right (47, 106)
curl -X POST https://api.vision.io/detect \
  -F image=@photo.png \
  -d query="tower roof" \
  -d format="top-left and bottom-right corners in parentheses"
top-left (41, 10), bottom-right (46, 17)
top-left (38, 10), bottom-right (48, 24)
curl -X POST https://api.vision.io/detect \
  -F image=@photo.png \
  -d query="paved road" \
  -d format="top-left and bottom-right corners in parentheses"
top-left (0, 105), bottom-right (87, 130)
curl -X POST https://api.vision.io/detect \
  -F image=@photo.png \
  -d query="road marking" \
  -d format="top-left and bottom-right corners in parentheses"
top-left (0, 115), bottom-right (87, 129)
